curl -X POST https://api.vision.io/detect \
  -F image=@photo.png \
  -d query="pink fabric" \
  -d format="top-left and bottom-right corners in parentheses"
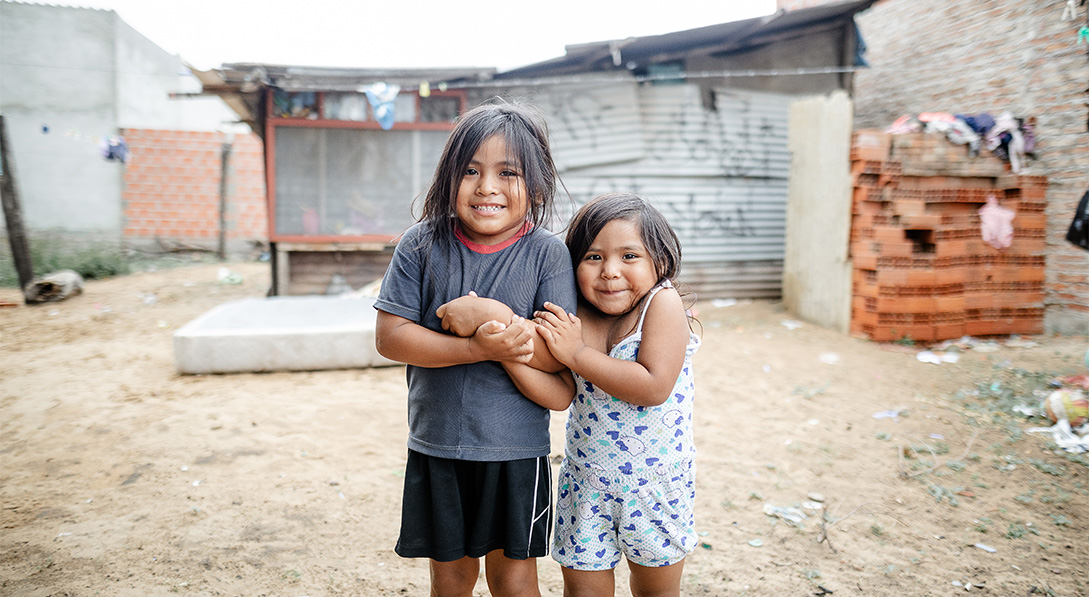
top-left (979, 195), bottom-right (1015, 249)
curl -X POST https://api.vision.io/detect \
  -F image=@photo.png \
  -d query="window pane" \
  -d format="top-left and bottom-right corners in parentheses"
top-left (324, 92), bottom-right (370, 121)
top-left (271, 89), bottom-right (318, 119)
top-left (393, 94), bottom-right (417, 123)
top-left (420, 95), bottom-right (460, 123)
top-left (273, 127), bottom-right (450, 237)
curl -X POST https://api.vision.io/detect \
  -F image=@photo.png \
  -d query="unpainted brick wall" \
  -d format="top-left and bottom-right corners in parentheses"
top-left (120, 129), bottom-right (267, 245)
top-left (845, 0), bottom-right (1089, 334)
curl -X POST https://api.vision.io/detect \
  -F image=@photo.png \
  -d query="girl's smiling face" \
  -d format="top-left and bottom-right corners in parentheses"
top-left (576, 218), bottom-right (659, 316)
top-left (455, 134), bottom-right (530, 245)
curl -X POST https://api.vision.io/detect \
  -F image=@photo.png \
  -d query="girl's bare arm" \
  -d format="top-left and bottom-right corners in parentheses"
top-left (502, 361), bottom-right (575, 411)
top-left (376, 310), bottom-right (534, 367)
top-left (436, 293), bottom-right (566, 372)
top-left (535, 289), bottom-right (689, 407)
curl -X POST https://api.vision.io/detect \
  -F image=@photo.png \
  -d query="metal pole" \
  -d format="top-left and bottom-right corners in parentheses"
top-left (217, 138), bottom-right (233, 261)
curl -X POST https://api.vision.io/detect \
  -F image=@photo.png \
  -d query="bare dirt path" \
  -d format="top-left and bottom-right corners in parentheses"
top-left (1, 261), bottom-right (1087, 596)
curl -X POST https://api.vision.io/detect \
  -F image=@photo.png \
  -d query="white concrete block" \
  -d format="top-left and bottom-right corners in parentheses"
top-left (173, 295), bottom-right (398, 374)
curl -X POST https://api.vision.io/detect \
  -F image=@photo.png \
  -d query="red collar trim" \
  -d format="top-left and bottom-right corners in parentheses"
top-left (454, 221), bottom-right (533, 254)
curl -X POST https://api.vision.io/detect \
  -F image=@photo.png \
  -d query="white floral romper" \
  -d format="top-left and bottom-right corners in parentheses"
top-left (552, 281), bottom-right (701, 570)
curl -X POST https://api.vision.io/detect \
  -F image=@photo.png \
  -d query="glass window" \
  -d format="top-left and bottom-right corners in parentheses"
top-left (420, 95), bottom-right (461, 123)
top-left (273, 127), bottom-right (450, 238)
top-left (271, 90), bottom-right (318, 119)
top-left (324, 92), bottom-right (370, 121)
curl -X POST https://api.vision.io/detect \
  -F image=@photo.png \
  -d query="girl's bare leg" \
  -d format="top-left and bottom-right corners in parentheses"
top-left (561, 566), bottom-right (614, 597)
top-left (430, 556), bottom-right (479, 597)
top-left (628, 558), bottom-right (685, 597)
top-left (484, 549), bottom-right (541, 597)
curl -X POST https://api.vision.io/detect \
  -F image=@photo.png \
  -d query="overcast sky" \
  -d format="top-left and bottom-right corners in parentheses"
top-left (66, 0), bottom-right (778, 71)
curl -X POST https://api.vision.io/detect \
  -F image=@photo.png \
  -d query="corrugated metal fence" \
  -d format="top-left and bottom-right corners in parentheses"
top-left (500, 82), bottom-right (792, 299)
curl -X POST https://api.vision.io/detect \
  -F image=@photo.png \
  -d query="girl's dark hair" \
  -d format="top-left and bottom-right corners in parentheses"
top-left (565, 192), bottom-right (682, 285)
top-left (417, 100), bottom-right (558, 247)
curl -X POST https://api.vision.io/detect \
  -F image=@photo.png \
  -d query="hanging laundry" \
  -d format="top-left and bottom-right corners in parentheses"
top-left (956, 113), bottom-right (995, 136)
top-left (363, 82), bottom-right (401, 130)
top-left (99, 135), bottom-right (130, 163)
top-left (979, 194), bottom-right (1015, 250)
top-left (1066, 190), bottom-right (1089, 251)
top-left (986, 112), bottom-right (1026, 173)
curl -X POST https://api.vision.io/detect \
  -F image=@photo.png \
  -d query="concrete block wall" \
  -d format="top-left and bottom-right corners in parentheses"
top-left (849, 130), bottom-right (1048, 342)
top-left (848, 0), bottom-right (1089, 335)
top-left (121, 129), bottom-right (267, 248)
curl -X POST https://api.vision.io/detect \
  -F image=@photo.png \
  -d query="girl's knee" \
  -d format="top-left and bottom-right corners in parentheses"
top-left (484, 552), bottom-right (541, 597)
top-left (627, 558), bottom-right (684, 597)
top-left (430, 557), bottom-right (479, 596)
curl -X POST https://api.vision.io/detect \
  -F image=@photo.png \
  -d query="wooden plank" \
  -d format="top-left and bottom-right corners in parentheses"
top-left (0, 114), bottom-right (34, 298)
top-left (782, 91), bottom-right (854, 333)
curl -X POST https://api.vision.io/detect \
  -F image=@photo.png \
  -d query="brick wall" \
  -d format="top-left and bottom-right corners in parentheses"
top-left (848, 0), bottom-right (1089, 335)
top-left (849, 130), bottom-right (1048, 342)
top-left (120, 129), bottom-right (267, 249)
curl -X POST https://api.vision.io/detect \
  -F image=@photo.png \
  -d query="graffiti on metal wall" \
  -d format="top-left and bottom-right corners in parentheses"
top-left (541, 88), bottom-right (782, 178)
top-left (570, 177), bottom-right (759, 239)
top-left (538, 88), bottom-right (782, 241)
top-left (646, 106), bottom-right (779, 178)
top-left (663, 193), bottom-right (759, 239)
top-left (541, 90), bottom-right (617, 154)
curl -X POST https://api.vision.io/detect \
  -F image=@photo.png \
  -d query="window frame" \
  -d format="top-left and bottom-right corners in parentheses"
top-left (265, 88), bottom-right (466, 243)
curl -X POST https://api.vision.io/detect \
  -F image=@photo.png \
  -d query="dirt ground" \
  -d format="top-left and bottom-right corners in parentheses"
top-left (1, 260), bottom-right (1087, 596)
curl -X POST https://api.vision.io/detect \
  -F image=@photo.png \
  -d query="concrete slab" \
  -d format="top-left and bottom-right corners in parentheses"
top-left (173, 295), bottom-right (398, 374)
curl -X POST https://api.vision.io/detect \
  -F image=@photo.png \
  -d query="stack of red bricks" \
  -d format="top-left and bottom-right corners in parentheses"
top-left (849, 130), bottom-right (1047, 343)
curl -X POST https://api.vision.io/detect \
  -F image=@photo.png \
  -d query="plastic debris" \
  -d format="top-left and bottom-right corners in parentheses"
top-left (1004, 335), bottom-right (1038, 348)
top-left (748, 538), bottom-right (763, 547)
top-left (1012, 405), bottom-right (1040, 418)
top-left (973, 543), bottom-right (996, 553)
top-left (819, 352), bottom-right (840, 365)
top-left (916, 350), bottom-right (960, 365)
top-left (711, 298), bottom-right (737, 308)
top-left (217, 267), bottom-right (243, 285)
top-left (781, 319), bottom-right (804, 330)
top-left (1026, 418), bottom-right (1089, 453)
top-left (872, 409), bottom-right (903, 420)
top-left (763, 503), bottom-right (807, 526)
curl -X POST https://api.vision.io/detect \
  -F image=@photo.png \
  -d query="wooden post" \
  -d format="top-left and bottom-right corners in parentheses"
top-left (0, 114), bottom-right (34, 298)
top-left (217, 138), bottom-right (233, 261)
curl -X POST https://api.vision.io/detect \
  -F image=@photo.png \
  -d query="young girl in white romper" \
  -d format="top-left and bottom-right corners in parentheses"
top-left (534, 192), bottom-right (701, 597)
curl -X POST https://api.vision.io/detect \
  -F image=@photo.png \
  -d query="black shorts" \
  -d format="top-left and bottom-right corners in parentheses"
top-left (395, 449), bottom-right (552, 562)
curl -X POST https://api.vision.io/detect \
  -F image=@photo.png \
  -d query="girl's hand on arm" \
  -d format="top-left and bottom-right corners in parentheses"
top-left (533, 302), bottom-right (588, 367)
top-left (552, 289), bottom-right (689, 407)
top-left (435, 292), bottom-right (515, 337)
top-left (473, 316), bottom-right (535, 364)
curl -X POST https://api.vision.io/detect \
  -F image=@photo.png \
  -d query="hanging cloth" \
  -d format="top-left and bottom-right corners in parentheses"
top-left (363, 82), bottom-right (401, 130)
top-left (979, 194), bottom-right (1015, 250)
top-left (1065, 190), bottom-right (1089, 251)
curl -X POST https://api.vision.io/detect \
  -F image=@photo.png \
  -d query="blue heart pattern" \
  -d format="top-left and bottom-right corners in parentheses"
top-left (553, 315), bottom-right (700, 568)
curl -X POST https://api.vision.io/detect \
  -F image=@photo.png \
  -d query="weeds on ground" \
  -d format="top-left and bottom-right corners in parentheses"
top-left (0, 238), bottom-right (130, 286)
top-left (0, 237), bottom-right (223, 287)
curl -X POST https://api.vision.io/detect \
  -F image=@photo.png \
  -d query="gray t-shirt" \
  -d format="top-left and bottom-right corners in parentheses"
top-left (375, 222), bottom-right (577, 461)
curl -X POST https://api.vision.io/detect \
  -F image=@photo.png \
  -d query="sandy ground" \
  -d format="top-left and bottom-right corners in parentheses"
top-left (1, 260), bottom-right (1087, 596)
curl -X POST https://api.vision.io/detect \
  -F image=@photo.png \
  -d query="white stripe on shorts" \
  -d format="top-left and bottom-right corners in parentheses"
top-left (528, 455), bottom-right (551, 556)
